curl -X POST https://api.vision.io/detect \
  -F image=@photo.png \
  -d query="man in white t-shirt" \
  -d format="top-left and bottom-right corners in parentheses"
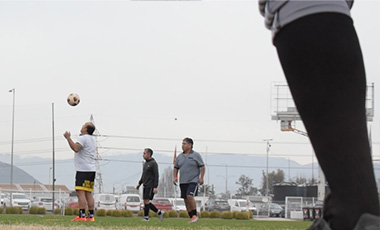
top-left (64, 122), bottom-right (96, 222)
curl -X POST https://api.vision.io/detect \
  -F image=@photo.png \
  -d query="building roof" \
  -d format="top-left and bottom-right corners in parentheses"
top-left (0, 184), bottom-right (70, 193)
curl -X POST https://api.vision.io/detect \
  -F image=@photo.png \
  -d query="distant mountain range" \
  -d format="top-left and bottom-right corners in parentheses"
top-left (1, 152), bottom-right (379, 195)
top-left (0, 161), bottom-right (40, 184)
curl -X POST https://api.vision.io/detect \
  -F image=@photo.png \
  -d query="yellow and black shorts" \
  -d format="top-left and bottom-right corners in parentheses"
top-left (75, 171), bottom-right (96, 192)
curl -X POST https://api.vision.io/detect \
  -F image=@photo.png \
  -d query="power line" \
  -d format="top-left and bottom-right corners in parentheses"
top-left (98, 134), bottom-right (311, 145)
top-left (98, 146), bottom-right (318, 158)
top-left (5, 157), bottom-right (379, 171)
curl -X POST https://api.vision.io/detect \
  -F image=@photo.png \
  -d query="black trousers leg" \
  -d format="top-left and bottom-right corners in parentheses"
top-left (274, 13), bottom-right (379, 230)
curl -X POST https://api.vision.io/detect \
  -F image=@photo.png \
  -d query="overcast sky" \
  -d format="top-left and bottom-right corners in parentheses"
top-left (0, 0), bottom-right (379, 170)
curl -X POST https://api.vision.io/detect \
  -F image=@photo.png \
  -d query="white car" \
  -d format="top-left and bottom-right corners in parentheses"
top-left (93, 194), bottom-right (116, 211)
top-left (1, 193), bottom-right (6, 208)
top-left (118, 194), bottom-right (141, 213)
top-left (4, 193), bottom-right (31, 211)
top-left (228, 199), bottom-right (249, 212)
top-left (31, 197), bottom-right (58, 211)
top-left (169, 198), bottom-right (186, 212)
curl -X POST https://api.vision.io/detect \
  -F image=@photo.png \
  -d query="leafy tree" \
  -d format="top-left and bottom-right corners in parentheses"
top-left (235, 175), bottom-right (257, 196)
top-left (198, 184), bottom-right (215, 197)
top-left (220, 191), bottom-right (232, 200)
top-left (295, 176), bottom-right (307, 184)
top-left (293, 176), bottom-right (315, 184)
top-left (261, 169), bottom-right (285, 195)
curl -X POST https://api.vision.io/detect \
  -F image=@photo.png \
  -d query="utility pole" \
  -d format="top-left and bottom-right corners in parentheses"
top-left (263, 139), bottom-right (273, 197)
top-left (9, 88), bottom-right (15, 207)
top-left (90, 115), bottom-right (103, 194)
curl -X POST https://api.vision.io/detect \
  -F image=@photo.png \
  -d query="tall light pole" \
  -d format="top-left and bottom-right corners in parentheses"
top-left (52, 103), bottom-right (56, 212)
top-left (217, 175), bottom-right (228, 195)
top-left (217, 172), bottom-right (235, 198)
top-left (49, 167), bottom-right (52, 185)
top-left (9, 88), bottom-right (15, 206)
top-left (263, 139), bottom-right (273, 197)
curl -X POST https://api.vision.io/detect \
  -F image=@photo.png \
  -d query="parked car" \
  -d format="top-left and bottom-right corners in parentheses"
top-left (1, 193), bottom-right (5, 208)
top-left (4, 193), bottom-right (31, 210)
top-left (118, 194), bottom-right (141, 213)
top-left (66, 196), bottom-right (79, 209)
top-left (169, 198), bottom-right (186, 212)
top-left (258, 203), bottom-right (284, 217)
top-left (203, 199), bottom-right (230, 212)
top-left (152, 198), bottom-right (172, 211)
top-left (248, 202), bottom-right (258, 215)
top-left (228, 199), bottom-right (248, 212)
top-left (94, 194), bottom-right (116, 211)
top-left (31, 197), bottom-right (58, 211)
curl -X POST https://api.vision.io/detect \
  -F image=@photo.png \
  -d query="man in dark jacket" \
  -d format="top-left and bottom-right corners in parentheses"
top-left (136, 148), bottom-right (164, 221)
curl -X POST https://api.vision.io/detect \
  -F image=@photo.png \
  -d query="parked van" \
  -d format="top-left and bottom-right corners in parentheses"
top-left (93, 194), bottom-right (116, 211)
top-left (118, 194), bottom-right (141, 213)
top-left (228, 199), bottom-right (249, 212)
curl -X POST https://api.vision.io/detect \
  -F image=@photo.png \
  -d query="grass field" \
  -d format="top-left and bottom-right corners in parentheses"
top-left (0, 215), bottom-right (312, 230)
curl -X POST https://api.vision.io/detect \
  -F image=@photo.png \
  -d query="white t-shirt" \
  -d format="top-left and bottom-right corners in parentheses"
top-left (74, 134), bottom-right (96, 171)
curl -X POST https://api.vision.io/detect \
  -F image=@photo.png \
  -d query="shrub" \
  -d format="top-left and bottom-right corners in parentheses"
top-left (65, 207), bottom-right (73, 215)
top-left (0, 207), bottom-right (3, 214)
top-left (136, 210), bottom-right (158, 217)
top-left (247, 211), bottom-right (253, 219)
top-left (179, 210), bottom-right (189, 218)
top-left (232, 211), bottom-right (240, 218)
top-left (54, 208), bottom-right (61, 215)
top-left (209, 211), bottom-right (220, 218)
top-left (37, 207), bottom-right (46, 214)
top-left (106, 209), bottom-right (113, 216)
top-left (221, 211), bottom-right (233, 219)
top-left (168, 210), bottom-right (178, 218)
top-left (5, 207), bottom-right (22, 214)
top-left (149, 210), bottom-right (158, 217)
top-left (29, 206), bottom-right (38, 214)
top-left (96, 209), bottom-right (107, 216)
top-left (16, 207), bottom-right (23, 214)
top-left (235, 212), bottom-right (249, 220)
top-left (112, 210), bottom-right (122, 217)
top-left (73, 209), bottom-right (79, 216)
top-left (121, 210), bottom-right (133, 217)
top-left (199, 211), bottom-right (210, 218)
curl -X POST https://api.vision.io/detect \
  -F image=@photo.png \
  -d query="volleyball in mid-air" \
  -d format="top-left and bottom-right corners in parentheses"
top-left (67, 93), bottom-right (80, 106)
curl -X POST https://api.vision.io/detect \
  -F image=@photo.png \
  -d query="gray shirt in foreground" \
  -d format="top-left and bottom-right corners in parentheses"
top-left (174, 150), bottom-right (204, 184)
top-left (260, 0), bottom-right (352, 39)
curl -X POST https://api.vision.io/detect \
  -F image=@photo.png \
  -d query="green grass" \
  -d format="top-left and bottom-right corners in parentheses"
top-left (0, 214), bottom-right (312, 230)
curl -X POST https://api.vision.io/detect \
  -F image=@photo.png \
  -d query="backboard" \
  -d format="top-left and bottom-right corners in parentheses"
top-left (271, 82), bottom-right (375, 132)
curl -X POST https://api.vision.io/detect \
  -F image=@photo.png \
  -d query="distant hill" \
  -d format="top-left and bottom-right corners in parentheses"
top-left (0, 161), bottom-right (41, 184)
top-left (0, 153), bottom-right (379, 195)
